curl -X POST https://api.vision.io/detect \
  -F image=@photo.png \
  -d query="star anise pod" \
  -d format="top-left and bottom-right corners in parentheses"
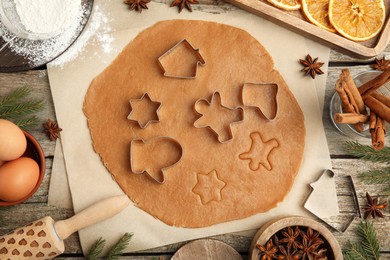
top-left (299, 227), bottom-right (324, 247)
top-left (299, 54), bottom-right (324, 79)
top-left (43, 119), bottom-right (62, 141)
top-left (276, 246), bottom-right (302, 260)
top-left (298, 233), bottom-right (323, 260)
top-left (280, 226), bottom-right (301, 250)
top-left (312, 248), bottom-right (328, 260)
top-left (371, 57), bottom-right (390, 71)
top-left (170, 0), bottom-right (198, 13)
top-left (363, 192), bottom-right (387, 219)
top-left (124, 0), bottom-right (151, 13)
top-left (257, 239), bottom-right (278, 260)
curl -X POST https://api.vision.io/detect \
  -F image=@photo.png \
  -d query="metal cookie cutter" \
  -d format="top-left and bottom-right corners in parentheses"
top-left (127, 93), bottom-right (161, 129)
top-left (130, 137), bottom-right (184, 184)
top-left (158, 39), bottom-right (206, 79)
top-left (194, 92), bottom-right (244, 144)
top-left (241, 83), bottom-right (279, 121)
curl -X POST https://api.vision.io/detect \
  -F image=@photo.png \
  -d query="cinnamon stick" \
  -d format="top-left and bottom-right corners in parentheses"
top-left (359, 68), bottom-right (390, 98)
top-left (333, 113), bottom-right (368, 124)
top-left (364, 95), bottom-right (390, 123)
top-left (341, 69), bottom-right (366, 114)
top-left (370, 92), bottom-right (390, 108)
top-left (369, 111), bottom-right (385, 151)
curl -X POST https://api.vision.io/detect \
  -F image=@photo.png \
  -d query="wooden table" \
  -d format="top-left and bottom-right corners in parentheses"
top-left (0, 2), bottom-right (389, 259)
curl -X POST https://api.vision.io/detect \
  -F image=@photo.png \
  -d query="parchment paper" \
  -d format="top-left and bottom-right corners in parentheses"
top-left (47, 1), bottom-right (331, 254)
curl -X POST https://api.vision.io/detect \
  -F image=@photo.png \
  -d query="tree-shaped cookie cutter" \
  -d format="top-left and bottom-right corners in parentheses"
top-left (158, 39), bottom-right (206, 79)
top-left (130, 137), bottom-right (184, 184)
top-left (194, 92), bottom-right (244, 144)
top-left (241, 83), bottom-right (279, 121)
top-left (127, 93), bottom-right (162, 129)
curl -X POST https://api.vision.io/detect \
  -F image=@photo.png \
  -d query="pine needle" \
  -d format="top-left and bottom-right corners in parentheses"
top-left (13, 116), bottom-right (40, 130)
top-left (343, 221), bottom-right (380, 260)
top-left (86, 237), bottom-right (106, 260)
top-left (106, 233), bottom-right (133, 260)
top-left (0, 86), bottom-right (30, 106)
top-left (359, 168), bottom-right (390, 185)
top-left (345, 141), bottom-right (390, 164)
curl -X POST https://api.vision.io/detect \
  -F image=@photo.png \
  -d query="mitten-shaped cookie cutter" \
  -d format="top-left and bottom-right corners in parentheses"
top-left (194, 92), bottom-right (244, 144)
top-left (130, 137), bottom-right (183, 184)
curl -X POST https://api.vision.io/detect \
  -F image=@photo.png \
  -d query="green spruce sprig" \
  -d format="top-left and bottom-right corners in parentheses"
top-left (0, 86), bottom-right (44, 129)
top-left (345, 141), bottom-right (390, 164)
top-left (343, 221), bottom-right (380, 260)
top-left (345, 141), bottom-right (390, 196)
top-left (87, 233), bottom-right (133, 260)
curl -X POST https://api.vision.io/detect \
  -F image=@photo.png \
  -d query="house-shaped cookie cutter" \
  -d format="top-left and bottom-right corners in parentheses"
top-left (158, 39), bottom-right (206, 79)
top-left (194, 92), bottom-right (244, 144)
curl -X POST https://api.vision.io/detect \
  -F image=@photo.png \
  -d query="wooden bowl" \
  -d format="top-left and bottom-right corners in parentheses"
top-left (0, 131), bottom-right (46, 206)
top-left (249, 216), bottom-right (343, 260)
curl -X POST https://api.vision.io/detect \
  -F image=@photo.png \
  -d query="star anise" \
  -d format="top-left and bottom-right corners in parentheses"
top-left (299, 54), bottom-right (324, 79)
top-left (277, 246), bottom-right (302, 260)
top-left (280, 226), bottom-right (301, 250)
top-left (170, 0), bottom-right (198, 13)
top-left (257, 239), bottom-right (278, 260)
top-left (363, 192), bottom-right (387, 219)
top-left (371, 57), bottom-right (390, 71)
top-left (312, 248), bottom-right (327, 260)
top-left (299, 227), bottom-right (324, 247)
top-left (124, 0), bottom-right (151, 13)
top-left (43, 119), bottom-right (62, 141)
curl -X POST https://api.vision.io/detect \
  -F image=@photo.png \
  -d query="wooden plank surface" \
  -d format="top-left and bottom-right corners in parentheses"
top-left (1, 1), bottom-right (390, 259)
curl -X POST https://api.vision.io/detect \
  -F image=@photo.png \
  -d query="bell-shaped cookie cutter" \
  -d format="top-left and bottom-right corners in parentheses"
top-left (130, 137), bottom-right (184, 184)
top-left (194, 92), bottom-right (244, 144)
top-left (241, 82), bottom-right (279, 121)
top-left (127, 93), bottom-right (162, 129)
top-left (158, 39), bottom-right (206, 79)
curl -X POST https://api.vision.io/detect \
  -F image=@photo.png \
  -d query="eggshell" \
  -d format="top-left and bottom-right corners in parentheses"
top-left (0, 157), bottom-right (40, 202)
top-left (0, 119), bottom-right (27, 161)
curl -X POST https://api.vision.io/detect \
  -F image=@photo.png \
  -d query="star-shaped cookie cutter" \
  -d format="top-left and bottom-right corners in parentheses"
top-left (158, 39), bottom-right (206, 79)
top-left (127, 93), bottom-right (162, 129)
top-left (241, 83), bottom-right (279, 121)
top-left (194, 92), bottom-right (244, 144)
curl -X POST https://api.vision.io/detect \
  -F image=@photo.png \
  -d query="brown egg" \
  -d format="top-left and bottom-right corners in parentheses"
top-left (0, 157), bottom-right (40, 202)
top-left (0, 119), bottom-right (27, 162)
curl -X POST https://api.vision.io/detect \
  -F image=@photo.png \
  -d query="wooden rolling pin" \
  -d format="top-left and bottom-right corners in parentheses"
top-left (0, 195), bottom-right (129, 259)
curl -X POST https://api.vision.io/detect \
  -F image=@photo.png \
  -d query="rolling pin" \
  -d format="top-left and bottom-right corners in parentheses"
top-left (0, 195), bottom-right (129, 259)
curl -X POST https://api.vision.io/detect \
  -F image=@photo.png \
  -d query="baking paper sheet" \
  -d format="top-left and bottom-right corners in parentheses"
top-left (47, 1), bottom-right (331, 254)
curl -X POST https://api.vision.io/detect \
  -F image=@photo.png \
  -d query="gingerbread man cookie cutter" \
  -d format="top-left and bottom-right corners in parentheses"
top-left (130, 137), bottom-right (184, 184)
top-left (158, 39), bottom-right (206, 79)
top-left (194, 92), bottom-right (244, 144)
top-left (241, 83), bottom-right (279, 121)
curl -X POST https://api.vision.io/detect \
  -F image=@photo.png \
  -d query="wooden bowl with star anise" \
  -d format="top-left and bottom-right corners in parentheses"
top-left (249, 216), bottom-right (342, 260)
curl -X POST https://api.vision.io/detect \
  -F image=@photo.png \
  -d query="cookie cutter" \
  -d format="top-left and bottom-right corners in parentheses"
top-left (241, 83), bottom-right (279, 121)
top-left (194, 92), bottom-right (244, 144)
top-left (130, 137), bottom-right (184, 184)
top-left (127, 93), bottom-right (161, 129)
top-left (158, 39), bottom-right (206, 79)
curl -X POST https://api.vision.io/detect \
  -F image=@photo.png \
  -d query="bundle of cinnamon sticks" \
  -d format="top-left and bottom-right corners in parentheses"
top-left (333, 68), bottom-right (390, 150)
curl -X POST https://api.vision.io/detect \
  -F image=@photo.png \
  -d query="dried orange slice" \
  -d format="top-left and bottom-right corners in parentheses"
top-left (301, 0), bottom-right (336, 32)
top-left (329, 0), bottom-right (385, 41)
top-left (266, 0), bottom-right (301, 11)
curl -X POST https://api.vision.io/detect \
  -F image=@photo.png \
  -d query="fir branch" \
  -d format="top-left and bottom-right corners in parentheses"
top-left (0, 100), bottom-right (44, 119)
top-left (87, 237), bottom-right (106, 260)
top-left (345, 141), bottom-right (390, 164)
top-left (359, 168), bottom-right (390, 185)
top-left (343, 221), bottom-right (380, 260)
top-left (12, 116), bottom-right (40, 130)
top-left (0, 86), bottom-right (30, 106)
top-left (106, 233), bottom-right (133, 260)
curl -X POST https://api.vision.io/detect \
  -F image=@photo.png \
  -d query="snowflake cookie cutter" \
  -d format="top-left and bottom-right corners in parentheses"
top-left (194, 92), bottom-right (244, 144)
top-left (158, 39), bottom-right (206, 79)
top-left (127, 93), bottom-right (162, 129)
top-left (241, 83), bottom-right (279, 121)
top-left (130, 137), bottom-right (184, 184)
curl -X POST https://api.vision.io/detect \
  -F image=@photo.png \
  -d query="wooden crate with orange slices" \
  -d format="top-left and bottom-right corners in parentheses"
top-left (224, 0), bottom-right (390, 57)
